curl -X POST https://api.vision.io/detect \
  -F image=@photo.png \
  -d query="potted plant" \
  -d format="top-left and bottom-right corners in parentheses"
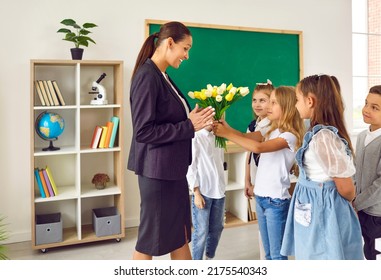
top-left (92, 173), bottom-right (110, 190)
top-left (57, 19), bottom-right (98, 60)
top-left (0, 215), bottom-right (9, 260)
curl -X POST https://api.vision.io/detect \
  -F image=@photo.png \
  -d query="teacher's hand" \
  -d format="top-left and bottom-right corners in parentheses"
top-left (189, 104), bottom-right (215, 131)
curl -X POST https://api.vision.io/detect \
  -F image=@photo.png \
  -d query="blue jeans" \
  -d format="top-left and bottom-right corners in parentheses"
top-left (191, 195), bottom-right (225, 260)
top-left (255, 195), bottom-right (290, 260)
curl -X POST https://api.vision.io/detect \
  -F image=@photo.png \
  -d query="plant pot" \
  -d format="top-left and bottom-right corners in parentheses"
top-left (94, 182), bottom-right (106, 190)
top-left (70, 48), bottom-right (84, 60)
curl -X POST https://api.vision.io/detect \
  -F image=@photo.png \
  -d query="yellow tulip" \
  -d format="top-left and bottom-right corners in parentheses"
top-left (212, 88), bottom-right (218, 97)
top-left (225, 92), bottom-right (234, 101)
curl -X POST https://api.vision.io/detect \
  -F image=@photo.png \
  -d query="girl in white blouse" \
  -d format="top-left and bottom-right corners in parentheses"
top-left (214, 86), bottom-right (305, 260)
top-left (244, 80), bottom-right (273, 200)
top-left (281, 74), bottom-right (363, 259)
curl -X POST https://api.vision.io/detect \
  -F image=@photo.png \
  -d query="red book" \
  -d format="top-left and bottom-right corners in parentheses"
top-left (90, 126), bottom-right (103, 149)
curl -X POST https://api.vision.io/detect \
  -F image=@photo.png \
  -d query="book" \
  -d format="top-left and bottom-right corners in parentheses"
top-left (45, 166), bottom-right (58, 196)
top-left (104, 121), bottom-right (114, 148)
top-left (42, 169), bottom-right (55, 197)
top-left (98, 126), bottom-right (108, 148)
top-left (34, 81), bottom-right (46, 106)
top-left (47, 80), bottom-right (60, 106)
top-left (90, 126), bottom-right (103, 149)
top-left (38, 169), bottom-right (50, 198)
top-left (52, 80), bottom-right (66, 106)
top-left (109, 116), bottom-right (120, 148)
top-left (38, 80), bottom-right (50, 106)
top-left (42, 80), bottom-right (54, 106)
top-left (34, 168), bottom-right (46, 198)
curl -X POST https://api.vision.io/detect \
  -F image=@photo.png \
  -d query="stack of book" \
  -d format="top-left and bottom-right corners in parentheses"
top-left (34, 166), bottom-right (58, 198)
top-left (34, 80), bottom-right (66, 106)
top-left (90, 116), bottom-right (120, 149)
top-left (247, 199), bottom-right (257, 221)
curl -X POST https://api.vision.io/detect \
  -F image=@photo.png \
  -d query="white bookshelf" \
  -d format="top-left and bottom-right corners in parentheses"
top-left (224, 142), bottom-right (252, 226)
top-left (30, 60), bottom-right (125, 251)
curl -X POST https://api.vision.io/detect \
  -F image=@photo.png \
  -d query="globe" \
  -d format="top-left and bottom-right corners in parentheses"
top-left (35, 111), bottom-right (65, 151)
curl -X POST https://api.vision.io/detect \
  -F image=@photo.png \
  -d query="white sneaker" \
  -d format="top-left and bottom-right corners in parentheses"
top-left (205, 256), bottom-right (214, 260)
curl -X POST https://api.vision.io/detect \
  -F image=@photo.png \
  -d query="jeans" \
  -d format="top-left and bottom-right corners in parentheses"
top-left (191, 195), bottom-right (225, 260)
top-left (358, 210), bottom-right (381, 260)
top-left (255, 195), bottom-right (290, 260)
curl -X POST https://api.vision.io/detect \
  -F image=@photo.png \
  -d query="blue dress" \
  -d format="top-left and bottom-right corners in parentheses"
top-left (281, 125), bottom-right (364, 260)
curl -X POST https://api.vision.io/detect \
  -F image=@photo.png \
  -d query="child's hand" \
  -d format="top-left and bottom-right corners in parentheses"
top-left (245, 184), bottom-right (254, 199)
top-left (212, 119), bottom-right (231, 137)
top-left (194, 193), bottom-right (205, 209)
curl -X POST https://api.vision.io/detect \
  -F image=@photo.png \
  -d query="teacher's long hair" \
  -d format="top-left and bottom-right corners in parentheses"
top-left (131, 21), bottom-right (191, 79)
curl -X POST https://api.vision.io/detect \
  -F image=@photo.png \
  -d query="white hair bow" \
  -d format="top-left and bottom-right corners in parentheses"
top-left (256, 79), bottom-right (272, 85)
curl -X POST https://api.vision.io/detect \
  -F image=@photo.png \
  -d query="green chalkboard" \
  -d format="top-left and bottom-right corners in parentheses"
top-left (147, 20), bottom-right (302, 132)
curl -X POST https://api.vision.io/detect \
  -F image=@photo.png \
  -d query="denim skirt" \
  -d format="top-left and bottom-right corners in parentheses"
top-left (135, 175), bottom-right (191, 256)
top-left (281, 176), bottom-right (364, 259)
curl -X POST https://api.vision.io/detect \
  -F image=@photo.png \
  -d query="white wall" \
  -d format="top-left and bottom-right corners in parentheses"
top-left (0, 0), bottom-right (352, 243)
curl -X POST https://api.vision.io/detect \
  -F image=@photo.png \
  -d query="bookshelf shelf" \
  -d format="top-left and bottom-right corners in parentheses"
top-left (224, 143), bottom-right (251, 226)
top-left (224, 142), bottom-right (297, 227)
top-left (30, 59), bottom-right (125, 251)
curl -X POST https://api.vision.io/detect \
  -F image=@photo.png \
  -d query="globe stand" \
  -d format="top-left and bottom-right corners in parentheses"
top-left (42, 139), bottom-right (60, 151)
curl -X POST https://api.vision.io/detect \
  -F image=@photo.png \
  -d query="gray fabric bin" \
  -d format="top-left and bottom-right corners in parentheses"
top-left (92, 207), bottom-right (121, 237)
top-left (35, 213), bottom-right (63, 245)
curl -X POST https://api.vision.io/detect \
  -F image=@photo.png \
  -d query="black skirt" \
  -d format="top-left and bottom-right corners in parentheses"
top-left (135, 175), bottom-right (191, 256)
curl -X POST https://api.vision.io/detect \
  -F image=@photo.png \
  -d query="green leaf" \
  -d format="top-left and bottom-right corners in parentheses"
top-left (219, 105), bottom-right (230, 117)
top-left (64, 33), bottom-right (76, 40)
top-left (57, 28), bottom-right (71, 33)
top-left (79, 36), bottom-right (96, 45)
top-left (77, 39), bottom-right (89, 47)
top-left (83, 23), bottom-right (97, 28)
top-left (72, 23), bottom-right (81, 29)
top-left (86, 37), bottom-right (96, 44)
top-left (0, 216), bottom-right (9, 260)
top-left (60, 19), bottom-right (76, 26)
top-left (79, 29), bottom-right (91, 36)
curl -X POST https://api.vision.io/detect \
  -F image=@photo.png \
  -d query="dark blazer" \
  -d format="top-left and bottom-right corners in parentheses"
top-left (127, 59), bottom-right (194, 180)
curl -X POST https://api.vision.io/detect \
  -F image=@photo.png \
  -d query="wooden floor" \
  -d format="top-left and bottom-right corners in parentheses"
top-left (5, 222), bottom-right (261, 260)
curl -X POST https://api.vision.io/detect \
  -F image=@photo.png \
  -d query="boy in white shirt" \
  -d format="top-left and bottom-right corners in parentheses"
top-left (187, 125), bottom-right (226, 260)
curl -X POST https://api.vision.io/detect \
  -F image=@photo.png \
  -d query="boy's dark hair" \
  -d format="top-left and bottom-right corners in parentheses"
top-left (369, 85), bottom-right (381, 95)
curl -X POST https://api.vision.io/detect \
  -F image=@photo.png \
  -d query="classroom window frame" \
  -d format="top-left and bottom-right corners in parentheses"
top-left (352, 0), bottom-right (381, 133)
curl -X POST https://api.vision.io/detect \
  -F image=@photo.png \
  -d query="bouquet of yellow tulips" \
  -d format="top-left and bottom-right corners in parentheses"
top-left (188, 83), bottom-right (250, 150)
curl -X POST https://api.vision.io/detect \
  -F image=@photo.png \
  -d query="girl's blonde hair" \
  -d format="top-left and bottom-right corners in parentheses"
top-left (266, 86), bottom-right (305, 149)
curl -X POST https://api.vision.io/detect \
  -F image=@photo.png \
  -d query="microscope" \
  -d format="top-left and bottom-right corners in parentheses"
top-left (89, 73), bottom-right (108, 105)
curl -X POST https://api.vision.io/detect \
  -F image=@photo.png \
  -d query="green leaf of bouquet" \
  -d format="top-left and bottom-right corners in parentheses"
top-left (220, 105), bottom-right (230, 116)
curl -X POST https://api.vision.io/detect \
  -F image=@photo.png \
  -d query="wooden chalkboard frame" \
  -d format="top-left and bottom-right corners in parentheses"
top-left (145, 19), bottom-right (303, 132)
